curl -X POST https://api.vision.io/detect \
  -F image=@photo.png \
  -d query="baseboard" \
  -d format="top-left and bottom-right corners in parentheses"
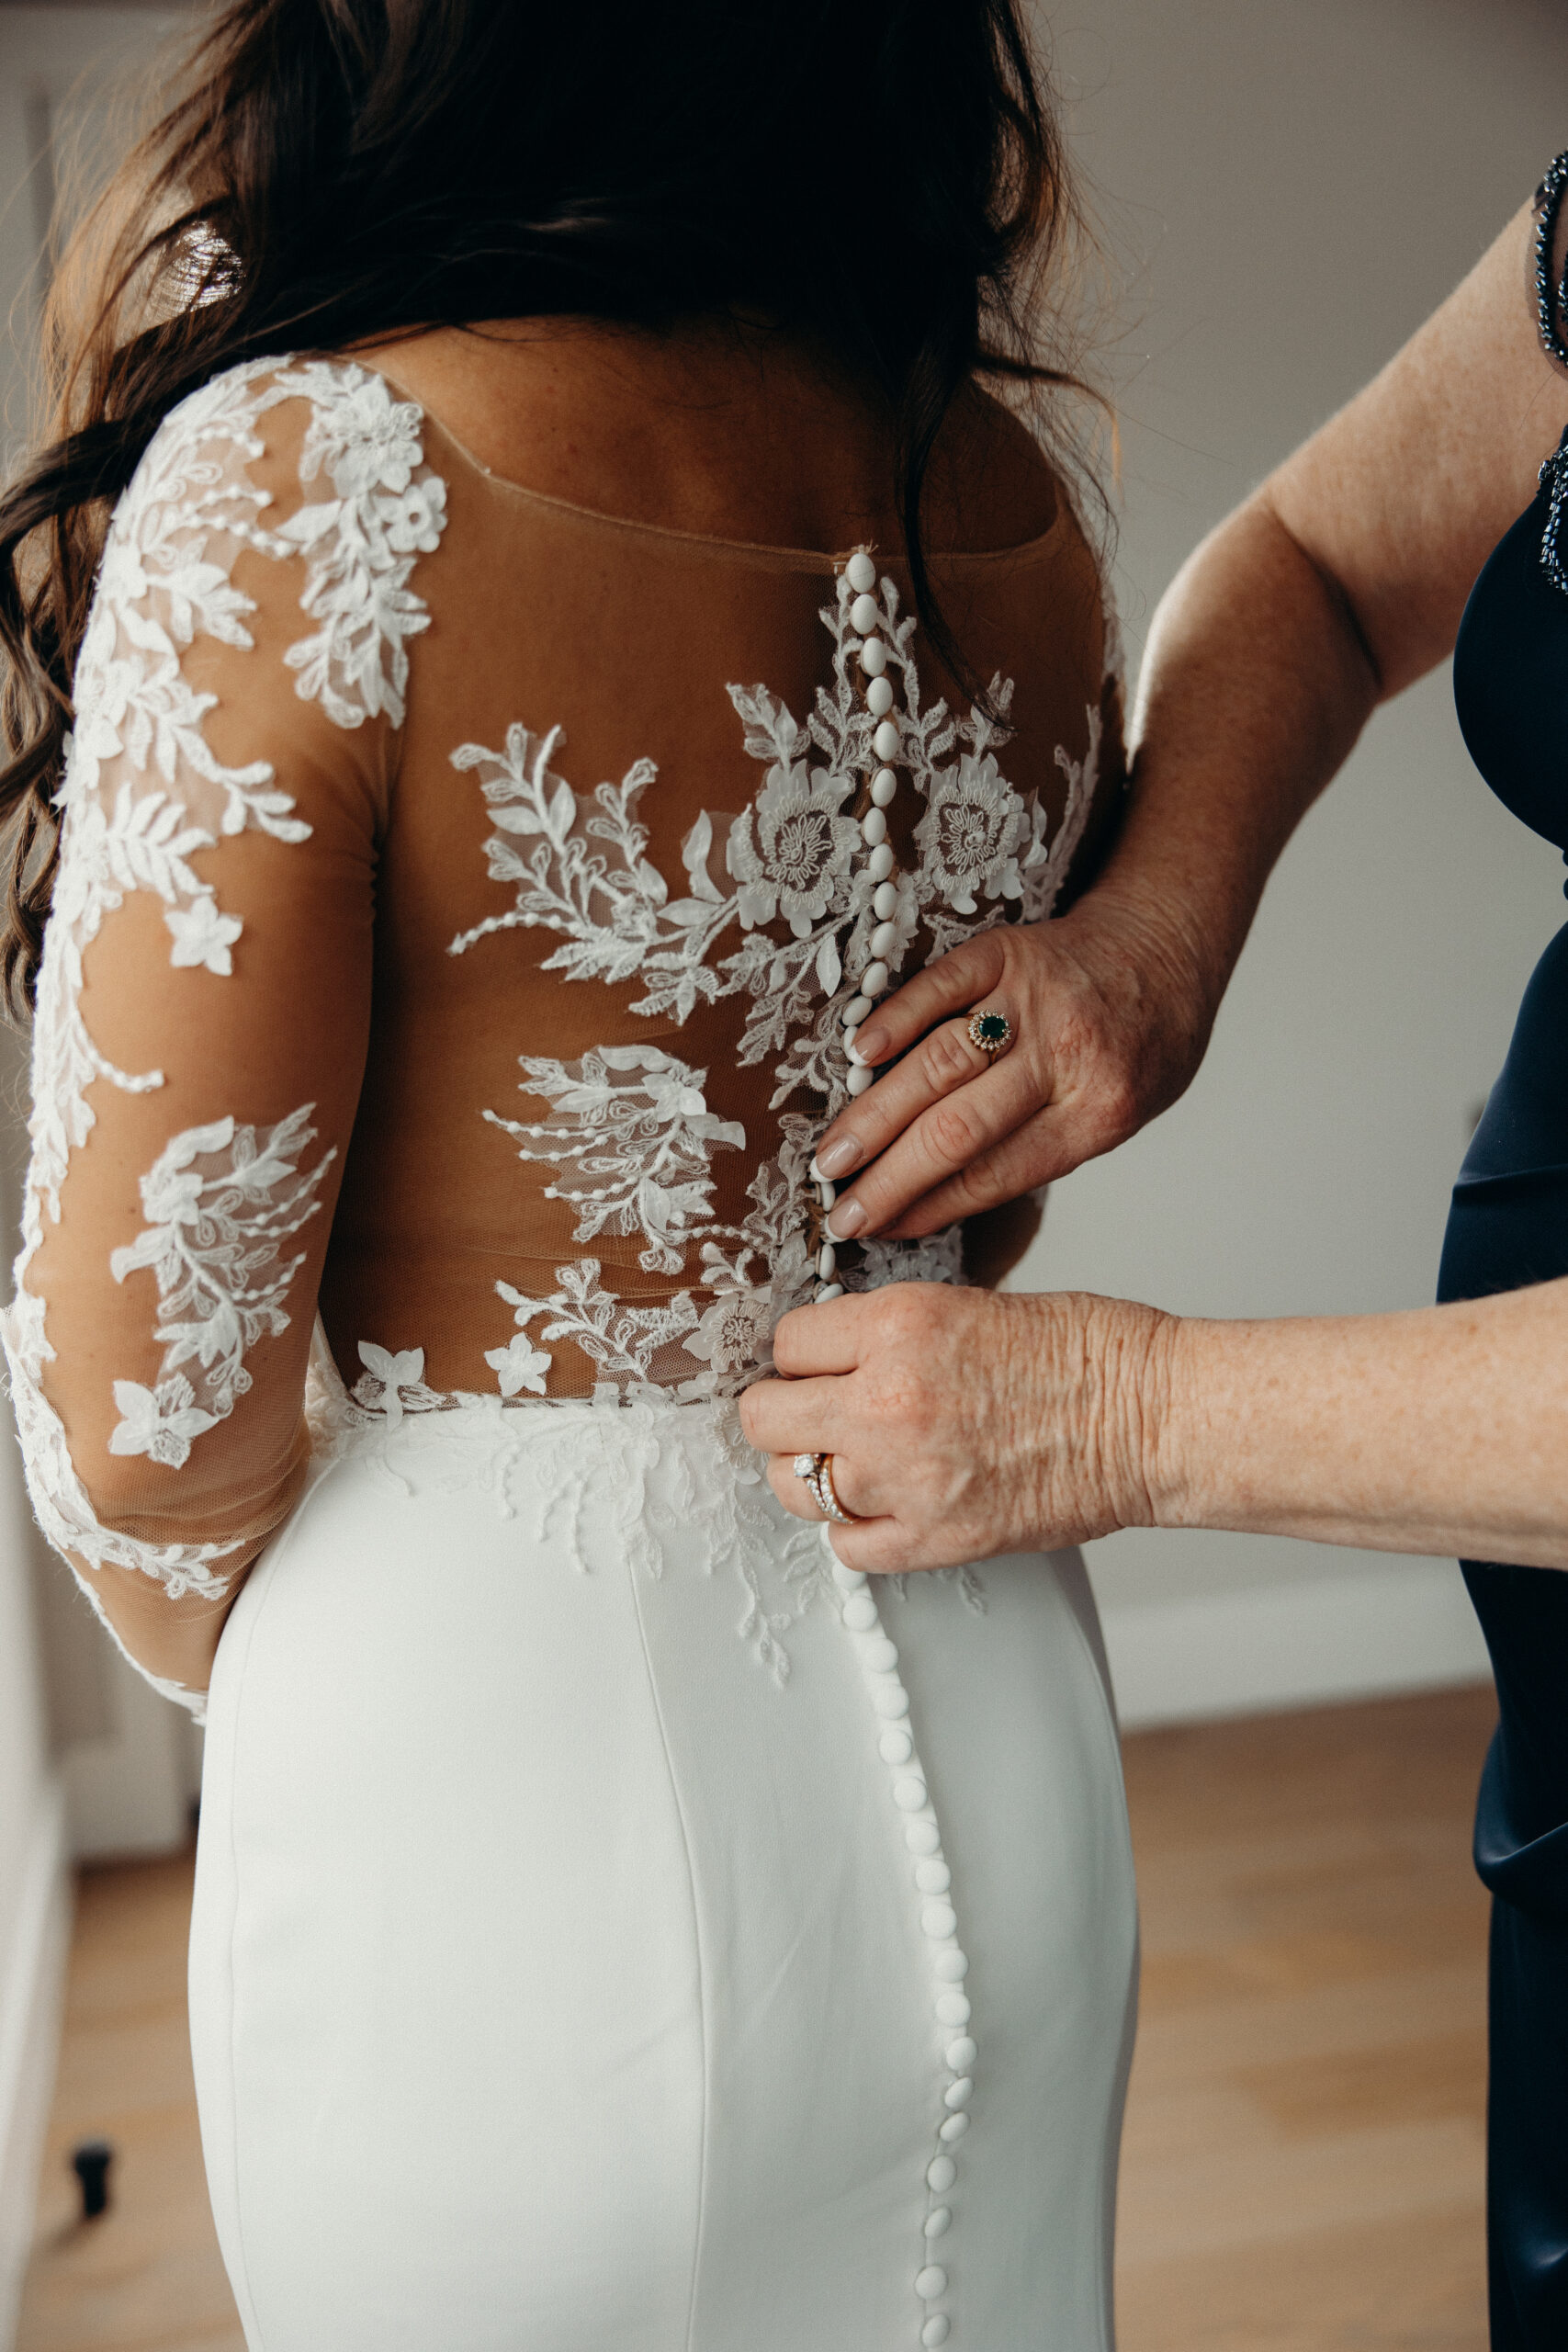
top-left (0, 1774), bottom-right (69, 2352)
top-left (1097, 1558), bottom-right (1492, 1729)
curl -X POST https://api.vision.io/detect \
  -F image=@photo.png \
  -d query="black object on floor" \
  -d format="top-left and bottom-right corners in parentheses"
top-left (71, 2141), bottom-right (113, 2221)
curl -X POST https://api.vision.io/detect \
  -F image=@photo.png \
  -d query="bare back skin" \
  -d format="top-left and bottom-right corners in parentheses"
top-left (357, 320), bottom-right (1062, 563)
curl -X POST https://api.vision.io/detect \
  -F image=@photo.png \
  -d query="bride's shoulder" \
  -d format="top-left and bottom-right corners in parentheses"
top-left (96, 350), bottom-right (449, 738)
top-left (126, 350), bottom-right (442, 522)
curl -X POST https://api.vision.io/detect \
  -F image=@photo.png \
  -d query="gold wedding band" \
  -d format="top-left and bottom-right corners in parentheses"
top-left (812, 1453), bottom-right (859, 1525)
top-left (793, 1450), bottom-right (860, 1524)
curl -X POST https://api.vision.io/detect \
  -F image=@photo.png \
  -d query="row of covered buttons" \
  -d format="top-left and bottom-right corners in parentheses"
top-left (834, 1551), bottom-right (975, 2346)
top-left (812, 549), bottom-right (907, 1304)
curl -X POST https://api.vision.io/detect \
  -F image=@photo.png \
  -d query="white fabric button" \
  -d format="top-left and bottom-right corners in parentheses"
top-left (879, 1727), bottom-right (913, 1764)
top-left (934, 1947), bottom-right (968, 1980)
top-left (860, 1634), bottom-right (898, 1671)
top-left (816, 1281), bottom-right (844, 1302)
top-left (946, 2035), bottom-right (977, 2071)
top-left (870, 921), bottom-right (897, 957)
top-left (851, 591), bottom-right (881, 634)
top-left (936, 1992), bottom-right (971, 2026)
top-left (833, 1559), bottom-right (867, 1588)
top-left (874, 718), bottom-right (901, 761)
top-left (843, 993), bottom-right (874, 1026)
top-left (846, 550), bottom-right (877, 593)
top-left (862, 960), bottom-right (889, 995)
top-left (874, 1681), bottom-right (911, 1720)
top-left (922, 2316), bottom-right (952, 2346)
top-left (927, 2154), bottom-right (957, 2193)
top-left (893, 1774), bottom-right (928, 1811)
top-left (860, 635), bottom-right (887, 674)
top-left (922, 1901), bottom-right (959, 1939)
top-left (915, 2266), bottom-right (947, 2301)
top-left (915, 1859), bottom-right (952, 1893)
top-left (817, 1242), bottom-right (837, 1280)
top-left (868, 842), bottom-right (895, 880)
top-left (939, 2110), bottom-right (970, 2142)
top-left (923, 2206), bottom-right (953, 2238)
top-left (870, 766), bottom-right (897, 807)
top-left (817, 1177), bottom-right (836, 1207)
top-left (847, 1065), bottom-right (874, 1095)
top-left (861, 808), bottom-right (887, 847)
top-left (943, 2075), bottom-right (974, 2110)
top-left (906, 1818), bottom-right (942, 1854)
top-left (874, 878), bottom-right (899, 919)
top-left (866, 676), bottom-right (894, 718)
top-left (842, 1592), bottom-right (878, 1630)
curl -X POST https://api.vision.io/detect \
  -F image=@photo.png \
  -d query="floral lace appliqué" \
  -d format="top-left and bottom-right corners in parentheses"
top-left (108, 1105), bottom-right (333, 1466)
top-left (446, 569), bottom-right (1108, 1401)
top-left (309, 1342), bottom-right (982, 1687)
top-left (446, 574), bottom-right (1065, 1093)
top-left (483, 1046), bottom-right (746, 1277)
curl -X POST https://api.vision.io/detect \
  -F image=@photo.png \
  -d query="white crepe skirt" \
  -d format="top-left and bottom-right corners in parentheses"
top-left (189, 1396), bottom-right (1138, 2352)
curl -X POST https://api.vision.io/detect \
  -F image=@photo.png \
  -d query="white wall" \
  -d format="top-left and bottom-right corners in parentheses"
top-left (0, 16), bottom-right (196, 2341)
top-left (1020, 0), bottom-right (1568, 1719)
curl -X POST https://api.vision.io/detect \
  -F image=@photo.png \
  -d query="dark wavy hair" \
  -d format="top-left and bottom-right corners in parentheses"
top-left (0, 0), bottom-right (1096, 1012)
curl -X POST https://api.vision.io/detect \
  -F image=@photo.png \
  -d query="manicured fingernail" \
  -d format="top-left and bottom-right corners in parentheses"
top-left (828, 1198), bottom-right (867, 1239)
top-left (855, 1027), bottom-right (886, 1062)
top-left (814, 1136), bottom-right (862, 1181)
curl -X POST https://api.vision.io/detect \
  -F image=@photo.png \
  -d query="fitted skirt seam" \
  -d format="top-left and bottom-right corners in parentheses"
top-left (206, 1508), bottom-right (317, 2352)
top-left (626, 1549), bottom-right (712, 2352)
top-left (1048, 1554), bottom-right (1137, 2352)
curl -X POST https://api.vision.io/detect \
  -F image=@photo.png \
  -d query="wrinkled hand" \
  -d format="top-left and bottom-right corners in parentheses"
top-left (739, 1283), bottom-right (1174, 1574)
top-left (817, 889), bottom-right (1215, 1244)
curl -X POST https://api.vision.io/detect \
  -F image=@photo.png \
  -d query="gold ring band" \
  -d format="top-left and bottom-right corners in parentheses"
top-left (812, 1453), bottom-right (858, 1524)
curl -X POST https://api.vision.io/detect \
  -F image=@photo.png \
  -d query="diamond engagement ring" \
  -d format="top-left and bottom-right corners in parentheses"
top-left (793, 1450), bottom-right (860, 1524)
top-left (967, 1007), bottom-right (1013, 1059)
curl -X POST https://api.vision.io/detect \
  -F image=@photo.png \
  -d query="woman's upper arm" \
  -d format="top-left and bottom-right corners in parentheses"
top-left (1264, 182), bottom-right (1568, 697)
top-left (4, 358), bottom-right (447, 1705)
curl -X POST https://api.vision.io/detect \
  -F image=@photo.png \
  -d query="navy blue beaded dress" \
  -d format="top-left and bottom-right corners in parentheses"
top-left (1438, 153), bottom-right (1568, 2352)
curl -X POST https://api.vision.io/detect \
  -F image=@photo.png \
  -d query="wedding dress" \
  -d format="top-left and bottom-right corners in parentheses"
top-left (6, 356), bottom-right (1138, 2350)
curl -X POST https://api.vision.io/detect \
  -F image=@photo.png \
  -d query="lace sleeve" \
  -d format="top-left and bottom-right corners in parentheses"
top-left (3, 356), bottom-right (447, 1711)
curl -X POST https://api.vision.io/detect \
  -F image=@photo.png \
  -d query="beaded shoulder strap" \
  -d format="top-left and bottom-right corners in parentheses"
top-left (1536, 153), bottom-right (1568, 368)
top-left (1531, 154), bottom-right (1568, 594)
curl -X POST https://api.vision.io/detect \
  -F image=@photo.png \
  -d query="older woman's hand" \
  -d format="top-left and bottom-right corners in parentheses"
top-left (739, 1283), bottom-right (1174, 1572)
top-left (814, 887), bottom-right (1216, 1247)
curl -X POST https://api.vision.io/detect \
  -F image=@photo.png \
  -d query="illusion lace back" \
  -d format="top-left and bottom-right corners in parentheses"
top-left (5, 356), bottom-right (1122, 1656)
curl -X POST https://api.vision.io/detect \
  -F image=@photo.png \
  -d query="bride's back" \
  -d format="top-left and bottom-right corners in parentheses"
top-left (326, 328), bottom-right (1122, 1404)
top-left (0, 0), bottom-right (1122, 1607)
top-left (13, 329), bottom-right (1118, 1576)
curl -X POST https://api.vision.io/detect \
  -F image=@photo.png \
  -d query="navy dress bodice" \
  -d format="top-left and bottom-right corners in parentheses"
top-left (1440, 425), bottom-right (1568, 2349)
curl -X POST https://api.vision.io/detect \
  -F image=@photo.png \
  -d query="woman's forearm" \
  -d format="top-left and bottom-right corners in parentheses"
top-left (1111, 493), bottom-right (1381, 1015)
top-left (1151, 1279), bottom-right (1568, 1566)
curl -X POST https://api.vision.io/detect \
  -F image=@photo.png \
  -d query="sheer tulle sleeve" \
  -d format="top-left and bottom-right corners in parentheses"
top-left (2, 358), bottom-right (447, 1711)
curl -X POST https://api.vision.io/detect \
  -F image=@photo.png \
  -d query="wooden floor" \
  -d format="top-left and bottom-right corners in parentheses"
top-left (18, 1683), bottom-right (1497, 2352)
top-left (18, 1850), bottom-right (243, 2352)
top-left (1117, 1683), bottom-right (1495, 2351)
